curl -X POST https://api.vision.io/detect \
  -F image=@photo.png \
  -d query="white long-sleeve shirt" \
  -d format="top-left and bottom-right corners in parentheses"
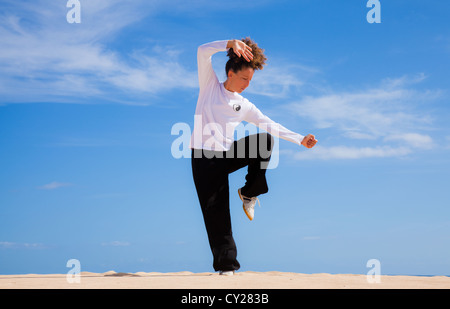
top-left (190, 40), bottom-right (304, 151)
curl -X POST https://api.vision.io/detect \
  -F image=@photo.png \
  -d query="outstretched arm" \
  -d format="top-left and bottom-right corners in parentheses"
top-left (244, 101), bottom-right (317, 149)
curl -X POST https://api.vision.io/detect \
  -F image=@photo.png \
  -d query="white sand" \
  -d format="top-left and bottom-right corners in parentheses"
top-left (1, 271), bottom-right (449, 289)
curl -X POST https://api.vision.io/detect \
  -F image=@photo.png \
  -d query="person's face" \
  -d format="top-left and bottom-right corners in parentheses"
top-left (226, 67), bottom-right (254, 93)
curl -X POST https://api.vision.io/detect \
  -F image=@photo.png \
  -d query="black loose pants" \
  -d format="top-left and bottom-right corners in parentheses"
top-left (191, 133), bottom-right (274, 271)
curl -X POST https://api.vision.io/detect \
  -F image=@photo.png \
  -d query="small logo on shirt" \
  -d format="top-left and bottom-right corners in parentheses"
top-left (233, 104), bottom-right (241, 112)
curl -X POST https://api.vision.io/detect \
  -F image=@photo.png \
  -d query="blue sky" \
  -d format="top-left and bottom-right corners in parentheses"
top-left (1, 0), bottom-right (450, 276)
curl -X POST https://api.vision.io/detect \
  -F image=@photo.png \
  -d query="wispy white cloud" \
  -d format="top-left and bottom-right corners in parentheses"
top-left (38, 181), bottom-right (73, 190)
top-left (384, 133), bottom-right (434, 150)
top-left (0, 241), bottom-right (47, 249)
top-left (290, 145), bottom-right (412, 160)
top-left (0, 241), bottom-right (16, 248)
top-left (288, 86), bottom-right (434, 138)
top-left (283, 73), bottom-right (441, 160)
top-left (0, 0), bottom-right (197, 104)
top-left (380, 73), bottom-right (428, 89)
top-left (248, 62), bottom-right (317, 98)
top-left (101, 241), bottom-right (131, 247)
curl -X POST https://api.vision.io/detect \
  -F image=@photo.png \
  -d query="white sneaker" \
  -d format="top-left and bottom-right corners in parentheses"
top-left (238, 188), bottom-right (260, 221)
top-left (219, 270), bottom-right (235, 276)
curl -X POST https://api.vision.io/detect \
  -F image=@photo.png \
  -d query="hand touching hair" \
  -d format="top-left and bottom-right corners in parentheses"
top-left (226, 37), bottom-right (267, 75)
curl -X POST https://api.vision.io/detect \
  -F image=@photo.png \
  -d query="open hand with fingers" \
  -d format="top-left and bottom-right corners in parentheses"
top-left (227, 39), bottom-right (254, 62)
top-left (301, 134), bottom-right (318, 149)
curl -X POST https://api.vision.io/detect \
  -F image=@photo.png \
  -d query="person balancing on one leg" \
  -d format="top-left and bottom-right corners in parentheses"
top-left (190, 38), bottom-right (317, 275)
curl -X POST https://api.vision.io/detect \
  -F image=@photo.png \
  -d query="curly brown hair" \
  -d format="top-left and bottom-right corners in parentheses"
top-left (226, 37), bottom-right (267, 75)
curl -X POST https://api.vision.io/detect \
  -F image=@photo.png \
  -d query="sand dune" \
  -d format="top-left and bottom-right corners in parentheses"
top-left (1, 271), bottom-right (449, 289)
